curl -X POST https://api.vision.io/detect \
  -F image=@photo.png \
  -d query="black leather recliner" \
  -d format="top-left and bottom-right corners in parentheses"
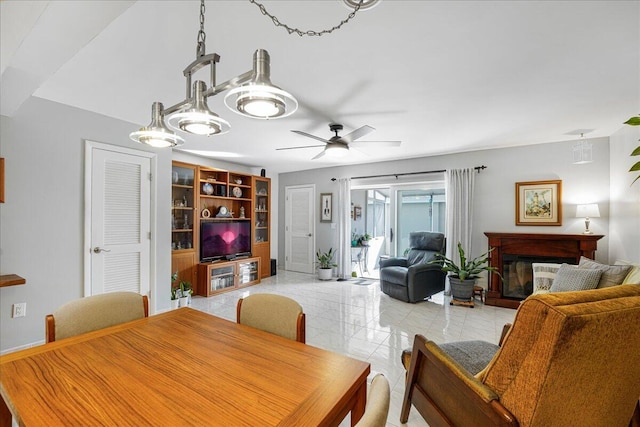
top-left (379, 231), bottom-right (446, 303)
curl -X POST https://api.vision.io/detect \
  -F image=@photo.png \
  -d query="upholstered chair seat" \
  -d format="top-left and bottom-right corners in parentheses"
top-left (354, 373), bottom-right (390, 427)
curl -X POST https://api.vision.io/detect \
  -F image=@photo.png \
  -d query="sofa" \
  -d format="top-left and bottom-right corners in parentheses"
top-left (532, 257), bottom-right (640, 295)
top-left (379, 231), bottom-right (446, 303)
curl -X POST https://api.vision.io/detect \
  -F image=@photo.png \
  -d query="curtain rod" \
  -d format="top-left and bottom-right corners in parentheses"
top-left (330, 165), bottom-right (486, 181)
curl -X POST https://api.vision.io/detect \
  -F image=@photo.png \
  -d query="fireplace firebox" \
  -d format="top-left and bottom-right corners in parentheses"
top-left (484, 233), bottom-right (604, 308)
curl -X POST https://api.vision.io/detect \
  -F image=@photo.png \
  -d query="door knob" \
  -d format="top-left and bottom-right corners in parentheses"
top-left (93, 247), bottom-right (111, 253)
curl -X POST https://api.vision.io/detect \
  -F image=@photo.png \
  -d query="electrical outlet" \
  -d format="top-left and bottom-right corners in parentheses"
top-left (12, 303), bottom-right (26, 318)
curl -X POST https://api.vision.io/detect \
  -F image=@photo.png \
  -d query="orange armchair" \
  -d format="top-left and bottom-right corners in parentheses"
top-left (401, 285), bottom-right (640, 427)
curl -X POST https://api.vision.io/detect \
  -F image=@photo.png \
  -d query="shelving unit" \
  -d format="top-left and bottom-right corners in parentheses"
top-left (171, 162), bottom-right (197, 287)
top-left (172, 162), bottom-right (271, 294)
top-left (197, 257), bottom-right (261, 297)
top-left (198, 168), bottom-right (252, 221)
top-left (252, 176), bottom-right (271, 278)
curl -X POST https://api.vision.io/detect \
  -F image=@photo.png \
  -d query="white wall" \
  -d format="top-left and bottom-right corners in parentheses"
top-left (0, 98), bottom-right (281, 353)
top-left (278, 137), bottom-right (614, 268)
top-left (0, 97), bottom-right (172, 353)
top-left (608, 125), bottom-right (640, 262)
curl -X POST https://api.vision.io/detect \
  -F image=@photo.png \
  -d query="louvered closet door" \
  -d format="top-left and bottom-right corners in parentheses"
top-left (89, 147), bottom-right (150, 296)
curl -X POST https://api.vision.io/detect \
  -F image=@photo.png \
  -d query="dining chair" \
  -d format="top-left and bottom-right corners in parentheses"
top-left (45, 291), bottom-right (149, 343)
top-left (236, 293), bottom-right (305, 343)
top-left (354, 373), bottom-right (390, 427)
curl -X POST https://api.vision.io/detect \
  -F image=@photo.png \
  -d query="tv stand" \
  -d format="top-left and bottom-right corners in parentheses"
top-left (197, 257), bottom-right (261, 297)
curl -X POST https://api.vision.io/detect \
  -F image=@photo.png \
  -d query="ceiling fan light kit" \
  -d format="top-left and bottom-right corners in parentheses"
top-left (130, 0), bottom-right (296, 148)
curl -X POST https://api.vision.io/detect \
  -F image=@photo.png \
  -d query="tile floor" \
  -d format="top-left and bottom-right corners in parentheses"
top-left (190, 269), bottom-right (517, 427)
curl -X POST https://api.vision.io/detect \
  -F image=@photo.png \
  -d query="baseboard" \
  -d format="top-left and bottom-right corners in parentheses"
top-left (1, 339), bottom-right (45, 356)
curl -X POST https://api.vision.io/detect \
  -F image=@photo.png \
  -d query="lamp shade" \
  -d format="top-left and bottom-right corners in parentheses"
top-left (576, 204), bottom-right (600, 218)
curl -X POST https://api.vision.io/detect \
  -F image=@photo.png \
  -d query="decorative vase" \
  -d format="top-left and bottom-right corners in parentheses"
top-left (318, 268), bottom-right (333, 281)
top-left (178, 296), bottom-right (189, 307)
top-left (449, 276), bottom-right (475, 301)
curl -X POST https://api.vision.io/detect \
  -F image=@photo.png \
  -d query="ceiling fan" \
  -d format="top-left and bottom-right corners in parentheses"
top-left (277, 123), bottom-right (401, 159)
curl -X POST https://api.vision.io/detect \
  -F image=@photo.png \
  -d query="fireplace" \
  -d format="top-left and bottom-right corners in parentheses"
top-left (484, 233), bottom-right (604, 308)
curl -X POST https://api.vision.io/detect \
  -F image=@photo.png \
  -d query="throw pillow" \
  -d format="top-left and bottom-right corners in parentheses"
top-left (578, 257), bottom-right (632, 288)
top-left (532, 263), bottom-right (562, 294)
top-left (615, 260), bottom-right (640, 285)
top-left (550, 264), bottom-right (602, 292)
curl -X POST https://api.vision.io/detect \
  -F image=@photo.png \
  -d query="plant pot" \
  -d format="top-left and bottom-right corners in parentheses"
top-left (171, 299), bottom-right (179, 310)
top-left (178, 296), bottom-right (189, 307)
top-left (449, 276), bottom-right (475, 301)
top-left (318, 268), bottom-right (333, 281)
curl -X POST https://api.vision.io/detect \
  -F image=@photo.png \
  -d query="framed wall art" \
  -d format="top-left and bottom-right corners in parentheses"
top-left (515, 180), bottom-right (562, 226)
top-left (320, 193), bottom-right (332, 222)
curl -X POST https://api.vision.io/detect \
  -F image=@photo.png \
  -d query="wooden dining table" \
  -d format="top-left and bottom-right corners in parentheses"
top-left (0, 308), bottom-right (370, 426)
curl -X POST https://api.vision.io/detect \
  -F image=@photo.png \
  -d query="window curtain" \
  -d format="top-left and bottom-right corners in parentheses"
top-left (337, 178), bottom-right (352, 280)
top-left (445, 168), bottom-right (476, 293)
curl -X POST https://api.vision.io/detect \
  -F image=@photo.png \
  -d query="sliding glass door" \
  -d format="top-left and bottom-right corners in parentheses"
top-left (394, 188), bottom-right (445, 256)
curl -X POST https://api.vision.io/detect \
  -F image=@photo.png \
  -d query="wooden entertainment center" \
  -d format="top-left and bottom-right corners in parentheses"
top-left (171, 161), bottom-right (271, 296)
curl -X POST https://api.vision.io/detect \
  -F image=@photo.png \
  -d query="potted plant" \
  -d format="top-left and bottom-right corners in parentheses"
top-left (432, 242), bottom-right (500, 302)
top-left (316, 248), bottom-right (337, 280)
top-left (171, 271), bottom-right (180, 309)
top-left (624, 116), bottom-right (640, 185)
top-left (179, 281), bottom-right (192, 307)
top-left (359, 233), bottom-right (372, 246)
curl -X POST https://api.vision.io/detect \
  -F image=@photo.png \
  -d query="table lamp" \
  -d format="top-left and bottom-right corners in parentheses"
top-left (576, 204), bottom-right (600, 234)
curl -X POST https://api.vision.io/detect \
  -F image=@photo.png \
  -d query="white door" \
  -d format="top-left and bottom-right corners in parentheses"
top-left (85, 141), bottom-right (153, 297)
top-left (285, 185), bottom-right (315, 274)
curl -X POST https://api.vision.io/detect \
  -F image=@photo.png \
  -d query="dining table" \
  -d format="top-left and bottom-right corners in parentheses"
top-left (0, 307), bottom-right (371, 426)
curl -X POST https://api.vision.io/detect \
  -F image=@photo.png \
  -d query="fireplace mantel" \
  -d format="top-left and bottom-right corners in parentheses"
top-left (484, 232), bottom-right (604, 308)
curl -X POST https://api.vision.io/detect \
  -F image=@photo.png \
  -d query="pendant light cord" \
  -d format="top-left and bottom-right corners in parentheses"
top-left (248, 0), bottom-right (364, 36)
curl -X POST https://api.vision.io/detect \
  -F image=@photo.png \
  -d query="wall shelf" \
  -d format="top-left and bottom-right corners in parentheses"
top-left (0, 274), bottom-right (26, 287)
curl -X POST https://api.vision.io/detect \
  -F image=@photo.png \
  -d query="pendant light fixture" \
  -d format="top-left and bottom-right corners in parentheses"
top-left (130, 0), bottom-right (296, 147)
top-left (572, 133), bottom-right (593, 164)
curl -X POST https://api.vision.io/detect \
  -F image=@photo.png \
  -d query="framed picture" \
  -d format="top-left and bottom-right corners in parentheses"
top-left (515, 180), bottom-right (562, 226)
top-left (320, 193), bottom-right (332, 222)
top-left (353, 206), bottom-right (362, 220)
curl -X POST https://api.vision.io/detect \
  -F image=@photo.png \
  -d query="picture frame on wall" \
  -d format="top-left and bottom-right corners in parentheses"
top-left (353, 206), bottom-right (362, 220)
top-left (515, 180), bottom-right (562, 226)
top-left (320, 193), bottom-right (332, 222)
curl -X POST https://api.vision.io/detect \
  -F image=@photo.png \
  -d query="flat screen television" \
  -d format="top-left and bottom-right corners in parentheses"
top-left (200, 221), bottom-right (251, 262)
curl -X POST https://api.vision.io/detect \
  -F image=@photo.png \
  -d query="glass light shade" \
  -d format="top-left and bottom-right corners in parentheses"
top-left (324, 144), bottom-right (349, 157)
top-left (129, 102), bottom-right (184, 148)
top-left (168, 111), bottom-right (230, 136)
top-left (130, 129), bottom-right (185, 148)
top-left (224, 84), bottom-right (297, 119)
top-left (575, 204), bottom-right (600, 218)
top-left (168, 81), bottom-right (230, 136)
top-left (573, 140), bottom-right (592, 164)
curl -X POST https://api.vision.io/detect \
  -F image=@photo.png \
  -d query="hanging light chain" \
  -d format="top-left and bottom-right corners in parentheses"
top-left (196, 0), bottom-right (206, 56)
top-left (248, 0), bottom-right (364, 37)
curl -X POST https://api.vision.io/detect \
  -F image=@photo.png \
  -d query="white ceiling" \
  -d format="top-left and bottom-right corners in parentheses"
top-left (1, 0), bottom-right (638, 173)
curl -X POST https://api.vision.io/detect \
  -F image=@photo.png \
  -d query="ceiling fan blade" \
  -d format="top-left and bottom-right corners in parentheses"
top-left (311, 150), bottom-right (326, 160)
top-left (276, 144), bottom-right (326, 151)
top-left (340, 125), bottom-right (375, 143)
top-left (291, 130), bottom-right (331, 144)
top-left (350, 140), bottom-right (402, 148)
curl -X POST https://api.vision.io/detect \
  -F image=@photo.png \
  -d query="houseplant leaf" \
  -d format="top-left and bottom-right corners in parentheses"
top-left (623, 116), bottom-right (640, 126)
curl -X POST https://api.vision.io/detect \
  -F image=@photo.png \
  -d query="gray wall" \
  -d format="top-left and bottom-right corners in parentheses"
top-left (0, 97), bottom-right (278, 353)
top-left (278, 137), bottom-right (618, 269)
